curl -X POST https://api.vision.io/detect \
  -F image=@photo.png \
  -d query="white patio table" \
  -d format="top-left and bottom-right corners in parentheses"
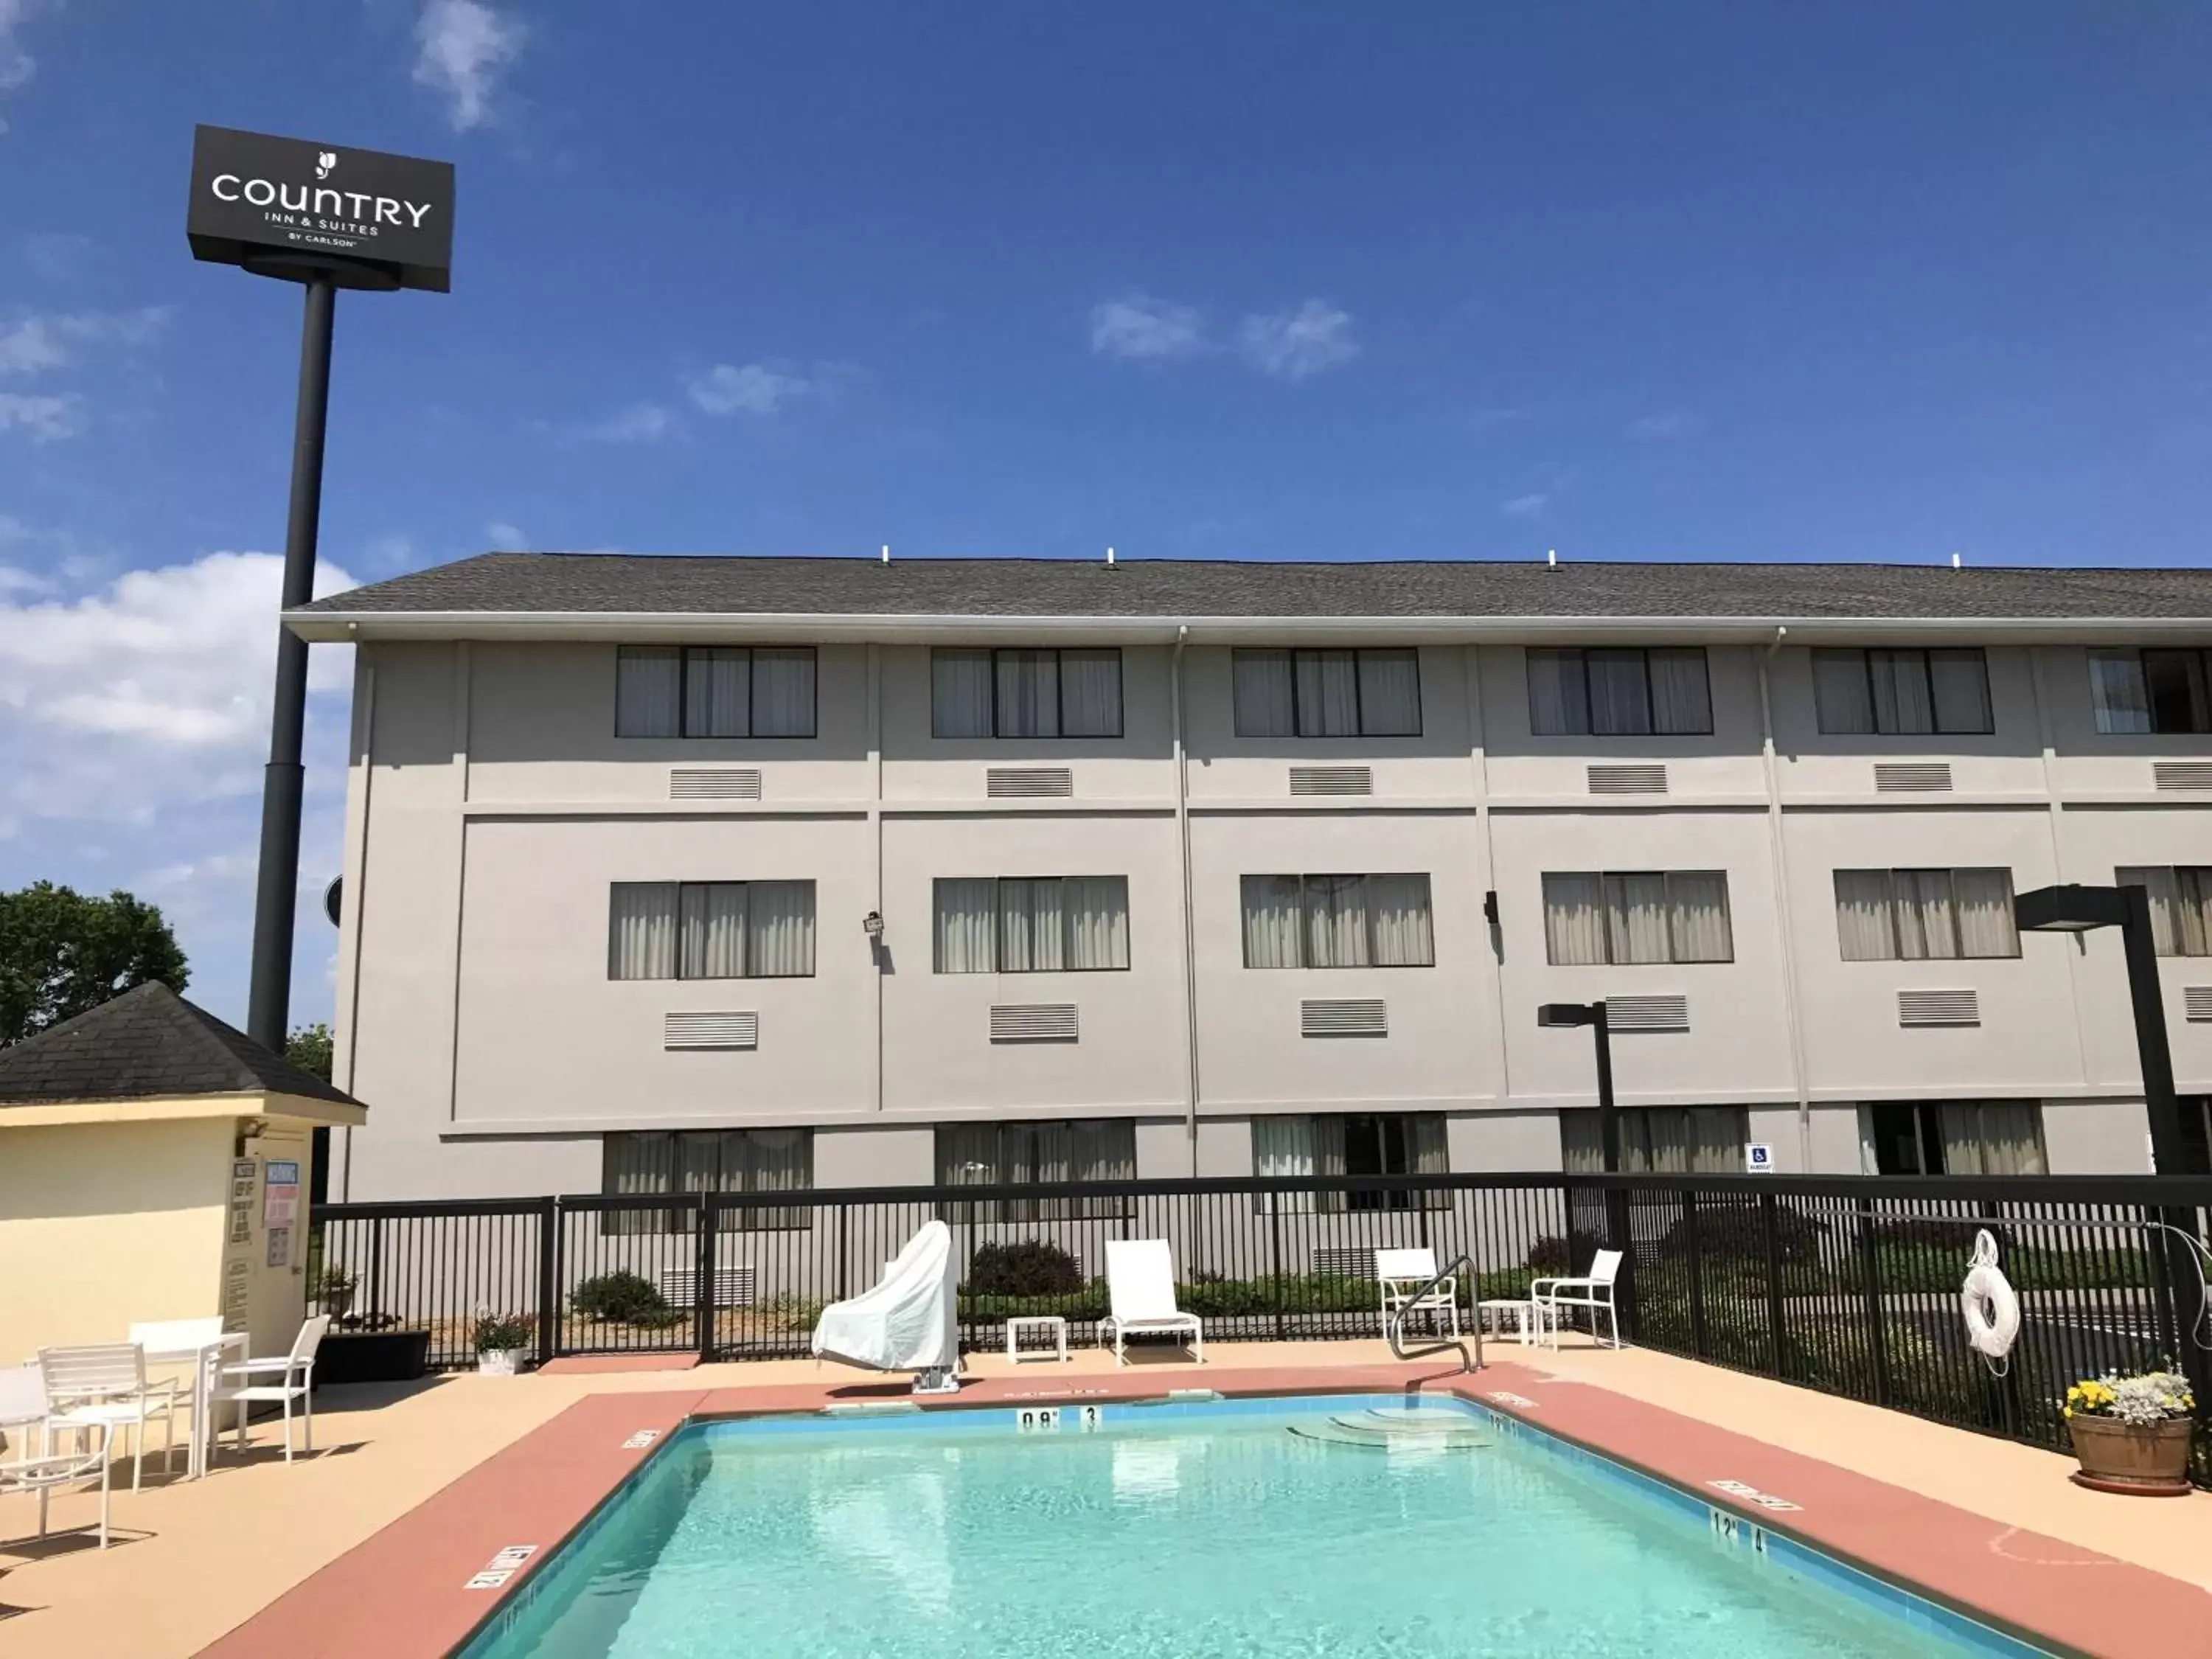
top-left (136, 1330), bottom-right (247, 1480)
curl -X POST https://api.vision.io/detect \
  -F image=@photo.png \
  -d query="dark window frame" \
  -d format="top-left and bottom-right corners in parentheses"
top-left (1230, 647), bottom-right (1424, 739)
top-left (1239, 872), bottom-right (1438, 970)
top-left (1832, 867), bottom-right (2021, 962)
top-left (929, 647), bottom-right (1124, 740)
top-left (929, 875), bottom-right (1133, 974)
top-left (1811, 646), bottom-right (1994, 737)
top-left (599, 1127), bottom-right (815, 1234)
top-left (613, 644), bottom-right (818, 740)
top-left (933, 1119), bottom-right (1136, 1222)
top-left (605, 880), bottom-right (818, 981)
top-left (1523, 645), bottom-right (1714, 737)
top-left (1538, 869), bottom-right (1736, 966)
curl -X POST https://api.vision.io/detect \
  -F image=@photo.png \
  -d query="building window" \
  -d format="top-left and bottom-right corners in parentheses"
top-left (1240, 874), bottom-right (1435, 968)
top-left (1253, 1113), bottom-right (1447, 1211)
top-left (1561, 1106), bottom-right (1746, 1175)
top-left (1812, 647), bottom-right (1992, 736)
top-left (1540, 872), bottom-right (1733, 965)
top-left (2115, 867), bottom-right (2212, 957)
top-left (602, 1128), bottom-right (813, 1234)
top-left (2089, 649), bottom-right (2212, 735)
top-left (615, 646), bottom-right (817, 738)
top-left (1231, 648), bottom-right (1422, 738)
top-left (2180, 1099), bottom-right (2212, 1176)
top-left (608, 881), bottom-right (817, 979)
top-left (1832, 869), bottom-right (2018, 961)
top-left (1865, 1102), bottom-right (2047, 1175)
top-left (932, 877), bottom-right (1130, 973)
top-left (930, 648), bottom-right (1122, 738)
top-left (1526, 647), bottom-right (1712, 737)
top-left (936, 1120), bottom-right (1135, 1221)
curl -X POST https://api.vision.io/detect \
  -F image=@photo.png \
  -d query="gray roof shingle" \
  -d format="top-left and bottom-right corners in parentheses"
top-left (293, 552), bottom-right (2212, 623)
top-left (0, 983), bottom-right (362, 1109)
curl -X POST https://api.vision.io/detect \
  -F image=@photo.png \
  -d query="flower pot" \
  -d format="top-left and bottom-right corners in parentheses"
top-left (319, 1287), bottom-right (355, 1320)
top-left (476, 1347), bottom-right (529, 1377)
top-left (2067, 1415), bottom-right (2194, 1496)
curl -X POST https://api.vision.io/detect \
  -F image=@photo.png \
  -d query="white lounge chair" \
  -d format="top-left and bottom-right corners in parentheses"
top-left (39, 1343), bottom-right (182, 1491)
top-left (212, 1315), bottom-right (330, 1463)
top-left (0, 1366), bottom-right (114, 1550)
top-left (1531, 1248), bottom-right (1624, 1349)
top-left (1099, 1240), bottom-right (1203, 1366)
top-left (1377, 1247), bottom-right (1459, 1340)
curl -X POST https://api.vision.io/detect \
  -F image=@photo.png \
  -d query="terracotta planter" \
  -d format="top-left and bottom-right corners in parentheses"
top-left (2067, 1415), bottom-right (2194, 1496)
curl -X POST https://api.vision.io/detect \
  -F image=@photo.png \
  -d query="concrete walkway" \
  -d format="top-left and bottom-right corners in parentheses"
top-left (0, 1337), bottom-right (2204, 1657)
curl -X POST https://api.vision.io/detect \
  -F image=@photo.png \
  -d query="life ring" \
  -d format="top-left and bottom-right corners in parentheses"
top-left (1961, 1230), bottom-right (2020, 1362)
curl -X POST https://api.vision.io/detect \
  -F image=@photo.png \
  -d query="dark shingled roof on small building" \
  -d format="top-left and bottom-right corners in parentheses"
top-left (292, 552), bottom-right (2212, 623)
top-left (0, 982), bottom-right (361, 1108)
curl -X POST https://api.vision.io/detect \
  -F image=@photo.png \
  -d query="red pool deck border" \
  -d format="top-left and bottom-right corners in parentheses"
top-left (198, 1361), bottom-right (2212, 1659)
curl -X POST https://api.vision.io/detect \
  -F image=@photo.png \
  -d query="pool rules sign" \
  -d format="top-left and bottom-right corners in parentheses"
top-left (187, 125), bottom-right (454, 291)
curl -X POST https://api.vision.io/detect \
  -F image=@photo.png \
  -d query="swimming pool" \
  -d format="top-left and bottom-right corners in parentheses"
top-left (464, 1394), bottom-right (2049, 1659)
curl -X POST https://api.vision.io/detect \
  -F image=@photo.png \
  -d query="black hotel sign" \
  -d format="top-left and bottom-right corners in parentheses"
top-left (187, 125), bottom-right (454, 292)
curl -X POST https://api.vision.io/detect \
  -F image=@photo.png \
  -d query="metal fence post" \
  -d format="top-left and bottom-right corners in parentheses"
top-left (1685, 1186), bottom-right (1707, 1359)
top-left (1270, 1195), bottom-right (1286, 1343)
top-left (535, 1196), bottom-right (558, 1368)
top-left (696, 1196), bottom-right (718, 1364)
top-left (1856, 1199), bottom-right (1891, 1407)
top-left (1759, 1192), bottom-right (1788, 1381)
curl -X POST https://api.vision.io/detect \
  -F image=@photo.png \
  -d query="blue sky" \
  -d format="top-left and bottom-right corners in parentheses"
top-left (1, 1), bottom-right (2209, 1031)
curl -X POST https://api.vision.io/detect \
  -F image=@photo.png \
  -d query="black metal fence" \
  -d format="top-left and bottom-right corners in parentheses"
top-left (310, 1172), bottom-right (2212, 1486)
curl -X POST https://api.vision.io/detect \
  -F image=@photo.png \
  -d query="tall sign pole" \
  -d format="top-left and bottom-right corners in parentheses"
top-left (187, 125), bottom-right (454, 1051)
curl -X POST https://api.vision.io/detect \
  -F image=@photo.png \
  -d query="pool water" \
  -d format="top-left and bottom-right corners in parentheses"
top-left (469, 1396), bottom-right (2036, 1659)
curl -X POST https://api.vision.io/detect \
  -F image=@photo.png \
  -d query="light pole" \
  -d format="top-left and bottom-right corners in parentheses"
top-left (1540, 1000), bottom-right (1632, 1335)
top-left (2016, 882), bottom-right (2206, 1413)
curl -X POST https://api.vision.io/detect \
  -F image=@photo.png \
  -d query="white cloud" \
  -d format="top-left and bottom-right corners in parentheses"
top-left (688, 362), bottom-right (811, 417)
top-left (484, 520), bottom-right (527, 549)
top-left (1088, 296), bottom-right (1205, 362)
top-left (0, 390), bottom-right (82, 439)
top-left (1500, 493), bottom-right (1549, 520)
top-left (1238, 299), bottom-right (1357, 380)
top-left (413, 0), bottom-right (524, 131)
top-left (0, 307), bottom-right (166, 376)
top-left (0, 0), bottom-right (43, 105)
top-left (1627, 408), bottom-right (1702, 441)
top-left (586, 402), bottom-right (675, 444)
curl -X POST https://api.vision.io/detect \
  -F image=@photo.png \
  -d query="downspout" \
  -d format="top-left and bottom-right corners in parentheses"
top-left (1172, 626), bottom-right (1200, 1175)
top-left (338, 653), bottom-right (376, 1201)
top-left (1756, 628), bottom-right (1815, 1170)
top-left (869, 643), bottom-right (885, 1116)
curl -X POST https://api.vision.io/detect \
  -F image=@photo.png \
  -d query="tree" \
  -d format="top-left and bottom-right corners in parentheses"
top-left (286, 1022), bottom-right (334, 1082)
top-left (0, 883), bottom-right (189, 1047)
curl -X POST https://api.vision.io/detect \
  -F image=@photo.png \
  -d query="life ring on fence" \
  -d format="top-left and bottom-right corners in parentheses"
top-left (1961, 1229), bottom-right (2020, 1363)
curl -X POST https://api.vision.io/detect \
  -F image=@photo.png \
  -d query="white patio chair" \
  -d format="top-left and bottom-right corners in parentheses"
top-left (38, 1343), bottom-right (182, 1492)
top-left (212, 1315), bottom-right (330, 1463)
top-left (131, 1318), bottom-right (230, 1478)
top-left (1530, 1248), bottom-right (1624, 1349)
top-left (1099, 1240), bottom-right (1203, 1366)
top-left (1377, 1248), bottom-right (1459, 1340)
top-left (0, 1366), bottom-right (114, 1550)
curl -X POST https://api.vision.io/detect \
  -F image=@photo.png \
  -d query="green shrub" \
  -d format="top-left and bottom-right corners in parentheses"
top-left (573, 1270), bottom-right (671, 1323)
top-left (473, 1312), bottom-right (535, 1352)
top-left (1656, 1202), bottom-right (1825, 1267)
top-left (966, 1239), bottom-right (1085, 1298)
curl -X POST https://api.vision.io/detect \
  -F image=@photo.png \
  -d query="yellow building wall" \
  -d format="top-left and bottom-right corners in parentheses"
top-left (0, 1117), bottom-right (234, 1359)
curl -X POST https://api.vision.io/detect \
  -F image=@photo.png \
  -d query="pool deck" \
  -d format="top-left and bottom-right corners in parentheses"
top-left (3, 1338), bottom-right (2208, 1658)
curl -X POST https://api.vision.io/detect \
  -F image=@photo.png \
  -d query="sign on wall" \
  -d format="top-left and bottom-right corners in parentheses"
top-left (1745, 1143), bottom-right (1775, 1173)
top-left (187, 125), bottom-right (455, 291)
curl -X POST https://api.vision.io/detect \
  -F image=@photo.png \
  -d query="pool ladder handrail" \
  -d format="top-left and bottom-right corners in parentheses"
top-left (1384, 1253), bottom-right (1479, 1374)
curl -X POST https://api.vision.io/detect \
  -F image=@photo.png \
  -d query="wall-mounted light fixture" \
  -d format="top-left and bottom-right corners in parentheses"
top-left (862, 911), bottom-right (886, 942)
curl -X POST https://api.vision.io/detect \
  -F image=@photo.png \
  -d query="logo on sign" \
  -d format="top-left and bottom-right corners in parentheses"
top-left (315, 151), bottom-right (337, 180)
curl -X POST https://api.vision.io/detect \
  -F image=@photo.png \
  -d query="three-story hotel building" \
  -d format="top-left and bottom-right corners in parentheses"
top-left (286, 554), bottom-right (2212, 1207)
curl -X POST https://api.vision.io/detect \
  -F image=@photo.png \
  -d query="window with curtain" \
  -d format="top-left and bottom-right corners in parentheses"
top-left (614, 646), bottom-right (817, 738)
top-left (1540, 871), bottom-right (1733, 964)
top-left (1831, 869), bottom-right (2017, 961)
top-left (1254, 1113), bottom-right (1447, 1211)
top-left (2180, 1099), bottom-right (2212, 1177)
top-left (934, 1119), bottom-right (1135, 1221)
top-left (1239, 873), bottom-right (1435, 968)
top-left (1811, 647), bottom-right (1992, 736)
top-left (931, 876), bottom-right (1130, 972)
top-left (1525, 647), bottom-right (1713, 737)
top-left (1865, 1102), bottom-right (2045, 1175)
top-left (601, 1127), bottom-right (814, 1234)
top-left (2089, 649), bottom-right (2212, 735)
top-left (1561, 1107), bottom-right (1747, 1175)
top-left (2115, 867), bottom-right (2212, 957)
top-left (608, 881), bottom-right (817, 978)
top-left (929, 647), bottom-right (1122, 737)
top-left (1230, 648), bottom-right (1422, 737)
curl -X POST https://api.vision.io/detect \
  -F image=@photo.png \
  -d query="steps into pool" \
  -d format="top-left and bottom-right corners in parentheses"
top-left (1289, 1408), bottom-right (1495, 1450)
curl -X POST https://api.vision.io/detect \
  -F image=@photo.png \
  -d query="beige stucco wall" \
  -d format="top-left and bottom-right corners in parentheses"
top-left (0, 1118), bottom-right (232, 1357)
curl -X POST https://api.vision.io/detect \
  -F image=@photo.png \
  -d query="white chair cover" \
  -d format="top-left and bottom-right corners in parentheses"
top-left (812, 1222), bottom-right (958, 1373)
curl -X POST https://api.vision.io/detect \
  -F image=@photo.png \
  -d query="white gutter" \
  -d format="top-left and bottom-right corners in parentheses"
top-left (1755, 628), bottom-right (1814, 1171)
top-left (1172, 625), bottom-right (1200, 1175)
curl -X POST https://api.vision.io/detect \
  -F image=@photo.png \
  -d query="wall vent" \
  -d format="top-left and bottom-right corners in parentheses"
top-left (987, 767), bottom-right (1074, 799)
top-left (2184, 987), bottom-right (2212, 1023)
top-left (1874, 762), bottom-right (1952, 793)
top-left (670, 768), bottom-right (762, 801)
top-left (2153, 762), bottom-right (2212, 793)
top-left (658, 1267), bottom-right (758, 1309)
top-left (1604, 995), bottom-right (1690, 1033)
top-left (1310, 1247), bottom-right (1378, 1279)
top-left (1300, 998), bottom-right (1388, 1037)
top-left (1897, 990), bottom-right (1979, 1029)
top-left (1587, 763), bottom-right (1668, 796)
top-left (1289, 765), bottom-right (1374, 797)
top-left (664, 1011), bottom-right (759, 1051)
top-left (990, 1003), bottom-right (1079, 1043)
